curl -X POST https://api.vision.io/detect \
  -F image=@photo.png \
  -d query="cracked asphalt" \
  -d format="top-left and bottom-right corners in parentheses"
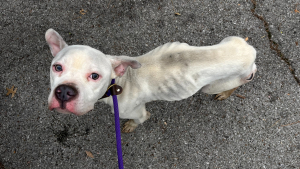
top-left (1, 0), bottom-right (300, 168)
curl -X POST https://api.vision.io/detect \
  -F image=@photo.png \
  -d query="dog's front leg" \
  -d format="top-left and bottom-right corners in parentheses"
top-left (121, 104), bottom-right (151, 133)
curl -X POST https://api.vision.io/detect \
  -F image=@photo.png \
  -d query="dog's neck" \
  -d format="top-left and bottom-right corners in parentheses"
top-left (100, 65), bottom-right (140, 105)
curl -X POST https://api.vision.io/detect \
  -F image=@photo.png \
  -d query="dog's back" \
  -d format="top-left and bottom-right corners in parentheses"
top-left (133, 37), bottom-right (256, 101)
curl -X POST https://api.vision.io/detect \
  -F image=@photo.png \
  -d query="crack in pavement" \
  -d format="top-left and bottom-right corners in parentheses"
top-left (250, 0), bottom-right (300, 86)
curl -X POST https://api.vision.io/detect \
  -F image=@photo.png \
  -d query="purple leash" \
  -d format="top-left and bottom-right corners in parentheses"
top-left (99, 79), bottom-right (124, 169)
top-left (110, 79), bottom-right (124, 169)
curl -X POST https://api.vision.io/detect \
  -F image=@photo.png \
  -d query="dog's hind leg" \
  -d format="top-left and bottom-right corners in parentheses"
top-left (214, 87), bottom-right (238, 101)
top-left (121, 104), bottom-right (151, 133)
top-left (201, 76), bottom-right (245, 100)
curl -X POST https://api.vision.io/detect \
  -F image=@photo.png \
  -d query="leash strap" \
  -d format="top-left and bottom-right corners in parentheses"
top-left (110, 79), bottom-right (124, 169)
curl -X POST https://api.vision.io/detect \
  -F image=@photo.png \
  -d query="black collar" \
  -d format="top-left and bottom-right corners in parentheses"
top-left (99, 83), bottom-right (123, 100)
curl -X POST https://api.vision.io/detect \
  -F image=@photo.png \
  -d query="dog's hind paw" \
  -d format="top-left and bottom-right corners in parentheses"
top-left (122, 120), bottom-right (139, 133)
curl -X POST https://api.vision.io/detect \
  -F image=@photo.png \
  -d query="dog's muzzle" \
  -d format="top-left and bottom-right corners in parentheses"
top-left (54, 84), bottom-right (78, 109)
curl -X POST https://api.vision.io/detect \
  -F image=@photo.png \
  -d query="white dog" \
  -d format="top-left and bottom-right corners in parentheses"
top-left (46, 29), bottom-right (257, 133)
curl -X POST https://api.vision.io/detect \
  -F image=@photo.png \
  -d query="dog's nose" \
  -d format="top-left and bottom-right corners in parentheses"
top-left (55, 85), bottom-right (78, 106)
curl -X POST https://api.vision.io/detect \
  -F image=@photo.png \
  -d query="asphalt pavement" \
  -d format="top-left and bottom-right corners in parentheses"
top-left (1, 0), bottom-right (300, 168)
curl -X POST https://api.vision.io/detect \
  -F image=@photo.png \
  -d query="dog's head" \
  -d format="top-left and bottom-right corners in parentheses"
top-left (45, 29), bottom-right (141, 115)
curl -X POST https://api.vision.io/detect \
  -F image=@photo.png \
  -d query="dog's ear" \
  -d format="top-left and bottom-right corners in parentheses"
top-left (109, 56), bottom-right (141, 77)
top-left (45, 29), bottom-right (68, 57)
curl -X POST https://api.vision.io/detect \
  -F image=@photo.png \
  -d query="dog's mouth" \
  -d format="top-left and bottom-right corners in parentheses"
top-left (51, 107), bottom-right (74, 114)
top-left (48, 99), bottom-right (93, 116)
top-left (48, 95), bottom-right (77, 115)
top-left (49, 106), bottom-right (83, 116)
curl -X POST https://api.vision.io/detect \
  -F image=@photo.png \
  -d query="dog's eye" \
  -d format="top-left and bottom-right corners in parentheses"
top-left (246, 73), bottom-right (254, 80)
top-left (54, 64), bottom-right (63, 72)
top-left (90, 73), bottom-right (99, 80)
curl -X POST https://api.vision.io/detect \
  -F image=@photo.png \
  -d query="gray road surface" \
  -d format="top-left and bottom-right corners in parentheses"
top-left (1, 0), bottom-right (300, 168)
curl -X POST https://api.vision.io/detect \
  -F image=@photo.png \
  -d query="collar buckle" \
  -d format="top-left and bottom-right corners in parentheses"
top-left (99, 83), bottom-right (123, 99)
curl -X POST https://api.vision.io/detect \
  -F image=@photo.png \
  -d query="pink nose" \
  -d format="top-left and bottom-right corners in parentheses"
top-left (55, 85), bottom-right (78, 109)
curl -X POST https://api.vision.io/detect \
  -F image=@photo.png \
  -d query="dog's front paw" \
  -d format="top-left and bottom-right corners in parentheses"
top-left (214, 92), bottom-right (229, 101)
top-left (214, 87), bottom-right (238, 101)
top-left (122, 120), bottom-right (138, 133)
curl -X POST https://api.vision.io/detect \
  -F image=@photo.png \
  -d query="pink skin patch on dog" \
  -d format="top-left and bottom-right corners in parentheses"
top-left (48, 97), bottom-right (77, 115)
